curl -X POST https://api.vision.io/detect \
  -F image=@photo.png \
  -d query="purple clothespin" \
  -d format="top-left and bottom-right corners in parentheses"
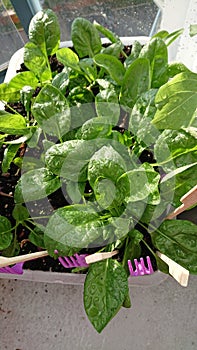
top-left (128, 256), bottom-right (154, 276)
top-left (54, 250), bottom-right (89, 268)
top-left (0, 262), bottom-right (24, 275)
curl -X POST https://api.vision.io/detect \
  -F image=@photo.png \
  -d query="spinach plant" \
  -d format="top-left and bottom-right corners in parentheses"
top-left (0, 9), bottom-right (197, 333)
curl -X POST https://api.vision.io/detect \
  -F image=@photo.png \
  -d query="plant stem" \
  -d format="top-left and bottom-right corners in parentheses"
top-left (27, 215), bottom-right (50, 221)
top-left (141, 238), bottom-right (157, 260)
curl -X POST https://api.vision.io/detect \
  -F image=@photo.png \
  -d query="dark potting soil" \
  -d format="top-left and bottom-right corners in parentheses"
top-left (0, 49), bottom-right (158, 273)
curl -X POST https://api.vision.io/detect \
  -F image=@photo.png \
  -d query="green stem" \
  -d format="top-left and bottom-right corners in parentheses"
top-left (141, 238), bottom-right (157, 260)
top-left (27, 215), bottom-right (50, 221)
top-left (24, 223), bottom-right (37, 234)
top-left (122, 236), bottom-right (129, 268)
top-left (2, 224), bottom-right (18, 235)
top-left (121, 50), bottom-right (128, 59)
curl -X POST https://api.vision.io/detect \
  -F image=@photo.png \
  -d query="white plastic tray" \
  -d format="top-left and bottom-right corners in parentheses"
top-left (0, 268), bottom-right (168, 286)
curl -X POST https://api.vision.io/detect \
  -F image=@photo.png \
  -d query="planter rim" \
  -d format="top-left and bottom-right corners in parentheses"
top-left (0, 268), bottom-right (168, 286)
top-left (0, 35), bottom-right (169, 287)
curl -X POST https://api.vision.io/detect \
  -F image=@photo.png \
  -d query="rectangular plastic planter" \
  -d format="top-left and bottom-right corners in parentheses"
top-left (0, 37), bottom-right (168, 287)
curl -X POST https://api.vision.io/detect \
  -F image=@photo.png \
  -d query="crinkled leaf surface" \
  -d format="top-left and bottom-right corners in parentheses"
top-left (152, 71), bottom-right (197, 129)
top-left (12, 204), bottom-right (29, 223)
top-left (77, 117), bottom-right (113, 140)
top-left (28, 9), bottom-right (60, 56)
top-left (52, 70), bottom-right (69, 95)
top-left (44, 204), bottom-right (112, 255)
top-left (24, 42), bottom-right (52, 81)
top-left (151, 220), bottom-right (197, 273)
top-left (88, 145), bottom-right (130, 209)
top-left (84, 259), bottom-right (128, 333)
top-left (56, 48), bottom-right (81, 72)
top-left (139, 37), bottom-right (168, 88)
top-left (95, 88), bottom-right (120, 122)
top-left (0, 216), bottom-right (12, 250)
top-left (32, 84), bottom-right (70, 136)
top-left (118, 162), bottom-right (160, 204)
top-left (101, 41), bottom-right (124, 58)
top-left (94, 54), bottom-right (125, 85)
top-left (129, 89), bottom-right (159, 145)
top-left (0, 111), bottom-right (27, 135)
top-left (45, 140), bottom-right (83, 176)
top-left (154, 128), bottom-right (197, 206)
top-left (120, 58), bottom-right (150, 108)
top-left (124, 40), bottom-right (142, 67)
top-left (0, 72), bottom-right (38, 102)
top-left (88, 145), bottom-right (127, 186)
top-left (154, 129), bottom-right (197, 172)
top-left (14, 168), bottom-right (61, 203)
top-left (71, 17), bottom-right (102, 57)
top-left (2, 144), bottom-right (19, 173)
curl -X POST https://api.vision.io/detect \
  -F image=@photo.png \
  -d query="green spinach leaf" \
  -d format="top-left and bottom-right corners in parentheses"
top-left (0, 216), bottom-right (13, 250)
top-left (88, 145), bottom-right (127, 187)
top-left (154, 129), bottom-right (197, 172)
top-left (14, 168), bottom-right (61, 203)
top-left (79, 58), bottom-right (98, 81)
top-left (32, 84), bottom-right (70, 137)
top-left (93, 20), bottom-right (121, 43)
top-left (94, 53), bottom-right (125, 85)
top-left (139, 37), bottom-right (168, 88)
top-left (153, 28), bottom-right (183, 46)
top-left (118, 163), bottom-right (160, 204)
top-left (71, 17), bottom-right (102, 58)
top-left (29, 225), bottom-right (45, 248)
top-left (45, 139), bottom-right (94, 181)
top-left (28, 9), bottom-right (60, 56)
top-left (0, 72), bottom-right (38, 102)
top-left (77, 117), bottom-right (113, 140)
top-left (56, 48), bottom-right (81, 72)
top-left (84, 259), bottom-right (128, 333)
top-left (0, 110), bottom-right (27, 135)
top-left (120, 58), bottom-right (150, 108)
top-left (167, 62), bottom-right (190, 78)
top-left (2, 144), bottom-right (19, 173)
top-left (44, 203), bottom-right (111, 255)
top-left (24, 42), bottom-right (52, 82)
top-left (124, 40), bottom-right (142, 67)
top-left (52, 70), bottom-right (69, 94)
top-left (129, 89), bottom-right (159, 145)
top-left (151, 220), bottom-right (197, 273)
top-left (12, 204), bottom-right (29, 223)
top-left (95, 88), bottom-right (120, 122)
top-left (152, 71), bottom-right (197, 129)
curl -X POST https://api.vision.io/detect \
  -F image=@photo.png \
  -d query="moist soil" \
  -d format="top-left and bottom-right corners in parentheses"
top-left (0, 47), bottom-right (158, 273)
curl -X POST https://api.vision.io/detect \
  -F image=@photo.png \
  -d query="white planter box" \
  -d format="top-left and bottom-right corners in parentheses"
top-left (0, 37), bottom-right (168, 286)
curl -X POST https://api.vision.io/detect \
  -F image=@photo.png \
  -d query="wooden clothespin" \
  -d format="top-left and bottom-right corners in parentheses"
top-left (157, 251), bottom-right (189, 287)
top-left (85, 250), bottom-right (118, 264)
top-left (0, 250), bottom-right (49, 268)
top-left (166, 185), bottom-right (197, 220)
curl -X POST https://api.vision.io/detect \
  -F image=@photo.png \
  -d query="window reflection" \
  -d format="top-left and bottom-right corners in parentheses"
top-left (40, 0), bottom-right (159, 40)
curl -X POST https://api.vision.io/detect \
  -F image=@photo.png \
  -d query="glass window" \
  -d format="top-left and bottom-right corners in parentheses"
top-left (0, 0), bottom-right (27, 70)
top-left (40, 0), bottom-right (159, 41)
